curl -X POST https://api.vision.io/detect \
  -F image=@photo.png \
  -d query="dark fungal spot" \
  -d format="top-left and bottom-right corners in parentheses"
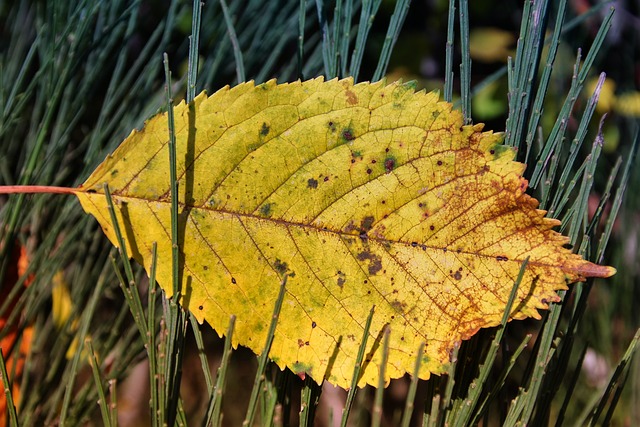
top-left (231, 277), bottom-right (237, 284)
top-left (384, 157), bottom-right (396, 173)
top-left (437, 160), bottom-right (443, 166)
top-left (86, 189), bottom-right (97, 194)
top-left (198, 305), bottom-right (203, 310)
top-left (259, 203), bottom-right (273, 216)
top-left (430, 225), bottom-right (435, 231)
top-left (273, 259), bottom-right (289, 276)
top-left (357, 251), bottom-right (383, 275)
top-left (260, 122), bottom-right (270, 136)
top-left (336, 270), bottom-right (346, 288)
top-left (411, 242), bottom-right (418, 247)
top-left (391, 300), bottom-right (407, 312)
top-left (327, 121), bottom-right (336, 132)
top-left (360, 216), bottom-right (375, 232)
top-left (496, 255), bottom-right (508, 261)
top-left (371, 159), bottom-right (377, 164)
top-left (307, 178), bottom-right (319, 189)
top-left (312, 321), bottom-right (317, 328)
top-left (203, 266), bottom-right (209, 270)
top-left (341, 128), bottom-right (356, 141)
top-left (453, 271), bottom-right (462, 280)
top-left (366, 168), bottom-right (372, 174)
top-left (490, 149), bottom-right (495, 155)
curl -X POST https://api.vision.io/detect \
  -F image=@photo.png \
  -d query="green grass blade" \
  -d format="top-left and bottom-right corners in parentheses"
top-left (220, 0), bottom-right (246, 83)
top-left (298, 0), bottom-right (308, 79)
top-left (372, 0), bottom-right (411, 82)
top-left (524, 0), bottom-right (567, 164)
top-left (399, 342), bottom-right (424, 427)
top-left (300, 376), bottom-right (322, 427)
top-left (243, 279), bottom-right (288, 427)
top-left (315, 0), bottom-right (334, 78)
top-left (339, 0), bottom-right (353, 78)
top-left (554, 344), bottom-right (588, 427)
top-left (163, 52), bottom-right (188, 427)
top-left (0, 348), bottom-right (19, 427)
top-left (437, 343), bottom-right (459, 426)
top-left (455, 258), bottom-right (530, 426)
top-left (372, 326), bottom-right (390, 427)
top-left (348, 0), bottom-right (382, 80)
top-left (59, 268), bottom-right (109, 425)
top-left (444, 0), bottom-right (455, 103)
top-left (457, 0), bottom-right (471, 124)
top-left (589, 328), bottom-right (640, 425)
top-left (85, 338), bottom-right (112, 427)
top-left (505, 0), bottom-right (548, 149)
top-left (596, 129), bottom-right (638, 263)
top-left (340, 305), bottom-right (375, 427)
top-left (207, 315), bottom-right (236, 427)
top-left (187, 0), bottom-right (203, 102)
top-left (190, 313), bottom-right (215, 398)
top-left (530, 7), bottom-right (614, 188)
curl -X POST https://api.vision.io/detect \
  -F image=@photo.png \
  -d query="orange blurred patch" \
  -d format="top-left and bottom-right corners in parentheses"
top-left (0, 242), bottom-right (34, 425)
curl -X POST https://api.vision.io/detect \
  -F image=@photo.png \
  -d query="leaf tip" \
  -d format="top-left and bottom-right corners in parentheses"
top-left (575, 262), bottom-right (616, 279)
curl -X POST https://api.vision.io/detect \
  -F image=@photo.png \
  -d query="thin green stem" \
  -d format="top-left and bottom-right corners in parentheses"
top-left (243, 279), bottom-right (288, 427)
top-left (340, 305), bottom-right (375, 427)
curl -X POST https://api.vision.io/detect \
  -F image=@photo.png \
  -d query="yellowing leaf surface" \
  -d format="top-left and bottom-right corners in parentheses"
top-left (74, 78), bottom-right (614, 388)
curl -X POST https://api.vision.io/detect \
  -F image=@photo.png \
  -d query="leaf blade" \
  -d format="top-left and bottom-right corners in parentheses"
top-left (74, 77), bottom-right (614, 389)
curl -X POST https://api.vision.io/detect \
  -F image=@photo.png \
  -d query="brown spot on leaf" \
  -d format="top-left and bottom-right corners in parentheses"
top-left (384, 157), bottom-right (396, 173)
top-left (307, 178), bottom-right (318, 189)
top-left (357, 251), bottom-right (383, 275)
top-left (337, 270), bottom-right (346, 288)
top-left (274, 259), bottom-right (293, 277)
top-left (361, 216), bottom-right (375, 233)
top-left (453, 271), bottom-right (462, 280)
top-left (342, 128), bottom-right (355, 141)
top-left (391, 300), bottom-right (407, 313)
top-left (346, 89), bottom-right (358, 105)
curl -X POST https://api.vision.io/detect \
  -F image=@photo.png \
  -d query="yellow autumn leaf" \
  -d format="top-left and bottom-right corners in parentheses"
top-left (73, 77), bottom-right (614, 389)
